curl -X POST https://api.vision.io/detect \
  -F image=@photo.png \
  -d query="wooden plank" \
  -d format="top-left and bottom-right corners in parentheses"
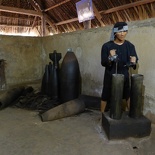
top-left (32, 16), bottom-right (37, 29)
top-left (55, 18), bottom-right (78, 26)
top-left (0, 15), bottom-right (34, 21)
top-left (45, 0), bottom-right (70, 12)
top-left (116, 12), bottom-right (123, 22)
top-left (100, 0), bottom-right (155, 14)
top-left (0, 5), bottom-right (42, 16)
top-left (83, 20), bottom-right (91, 29)
top-left (151, 3), bottom-right (155, 16)
top-left (92, 3), bottom-right (105, 26)
top-left (0, 24), bottom-right (31, 27)
top-left (29, 0), bottom-right (42, 11)
top-left (41, 14), bottom-right (46, 36)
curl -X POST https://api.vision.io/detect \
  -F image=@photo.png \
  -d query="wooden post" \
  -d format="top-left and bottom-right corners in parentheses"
top-left (83, 20), bottom-right (91, 29)
top-left (41, 13), bottom-right (46, 36)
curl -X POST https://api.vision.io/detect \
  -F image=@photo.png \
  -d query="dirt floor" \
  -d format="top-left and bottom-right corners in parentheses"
top-left (0, 107), bottom-right (154, 155)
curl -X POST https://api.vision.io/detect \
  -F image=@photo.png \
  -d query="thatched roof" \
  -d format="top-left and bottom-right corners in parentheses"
top-left (0, 0), bottom-right (155, 36)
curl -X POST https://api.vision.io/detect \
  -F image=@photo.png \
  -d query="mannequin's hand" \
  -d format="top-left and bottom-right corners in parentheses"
top-left (130, 56), bottom-right (136, 64)
top-left (110, 49), bottom-right (116, 56)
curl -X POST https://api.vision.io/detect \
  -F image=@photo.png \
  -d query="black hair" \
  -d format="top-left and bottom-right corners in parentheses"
top-left (114, 22), bottom-right (127, 30)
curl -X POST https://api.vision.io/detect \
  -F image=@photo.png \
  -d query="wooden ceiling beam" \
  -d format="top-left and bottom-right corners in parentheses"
top-left (45, 0), bottom-right (70, 12)
top-left (151, 3), bottom-right (155, 16)
top-left (0, 24), bottom-right (31, 28)
top-left (0, 15), bottom-right (34, 21)
top-left (29, 0), bottom-right (42, 12)
top-left (43, 13), bottom-right (55, 28)
top-left (0, 0), bottom-right (2, 16)
top-left (0, 5), bottom-right (42, 16)
top-left (100, 0), bottom-right (155, 14)
top-left (34, 0), bottom-right (44, 10)
top-left (29, 0), bottom-right (55, 30)
top-left (55, 18), bottom-right (78, 26)
top-left (32, 16), bottom-right (37, 29)
top-left (92, 3), bottom-right (105, 26)
top-left (55, 0), bottom-right (155, 26)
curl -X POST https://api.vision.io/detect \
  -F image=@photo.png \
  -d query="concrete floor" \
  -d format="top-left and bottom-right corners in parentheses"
top-left (0, 107), bottom-right (155, 155)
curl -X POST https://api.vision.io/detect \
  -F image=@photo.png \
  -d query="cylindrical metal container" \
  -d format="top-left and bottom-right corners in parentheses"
top-left (129, 74), bottom-right (144, 118)
top-left (60, 48), bottom-right (81, 103)
top-left (0, 86), bottom-right (25, 109)
top-left (110, 74), bottom-right (124, 120)
top-left (40, 98), bottom-right (85, 122)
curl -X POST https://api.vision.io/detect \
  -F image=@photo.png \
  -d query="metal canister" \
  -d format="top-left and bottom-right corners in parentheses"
top-left (129, 74), bottom-right (144, 118)
top-left (110, 74), bottom-right (124, 120)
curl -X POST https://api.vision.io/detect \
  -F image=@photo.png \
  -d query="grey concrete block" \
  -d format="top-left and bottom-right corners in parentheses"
top-left (102, 111), bottom-right (151, 140)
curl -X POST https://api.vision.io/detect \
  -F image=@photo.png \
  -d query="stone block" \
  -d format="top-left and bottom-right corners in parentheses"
top-left (102, 112), bottom-right (151, 140)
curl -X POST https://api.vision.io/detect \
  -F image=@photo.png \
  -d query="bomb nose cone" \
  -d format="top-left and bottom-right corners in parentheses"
top-left (67, 48), bottom-right (72, 52)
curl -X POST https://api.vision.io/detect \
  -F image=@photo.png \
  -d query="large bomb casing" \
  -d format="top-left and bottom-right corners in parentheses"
top-left (129, 74), bottom-right (144, 118)
top-left (110, 74), bottom-right (124, 120)
top-left (60, 49), bottom-right (81, 103)
top-left (0, 86), bottom-right (25, 109)
top-left (48, 51), bottom-right (62, 99)
top-left (48, 62), bottom-right (55, 97)
top-left (40, 98), bottom-right (85, 122)
top-left (49, 50), bottom-right (61, 69)
top-left (41, 50), bottom-right (62, 98)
